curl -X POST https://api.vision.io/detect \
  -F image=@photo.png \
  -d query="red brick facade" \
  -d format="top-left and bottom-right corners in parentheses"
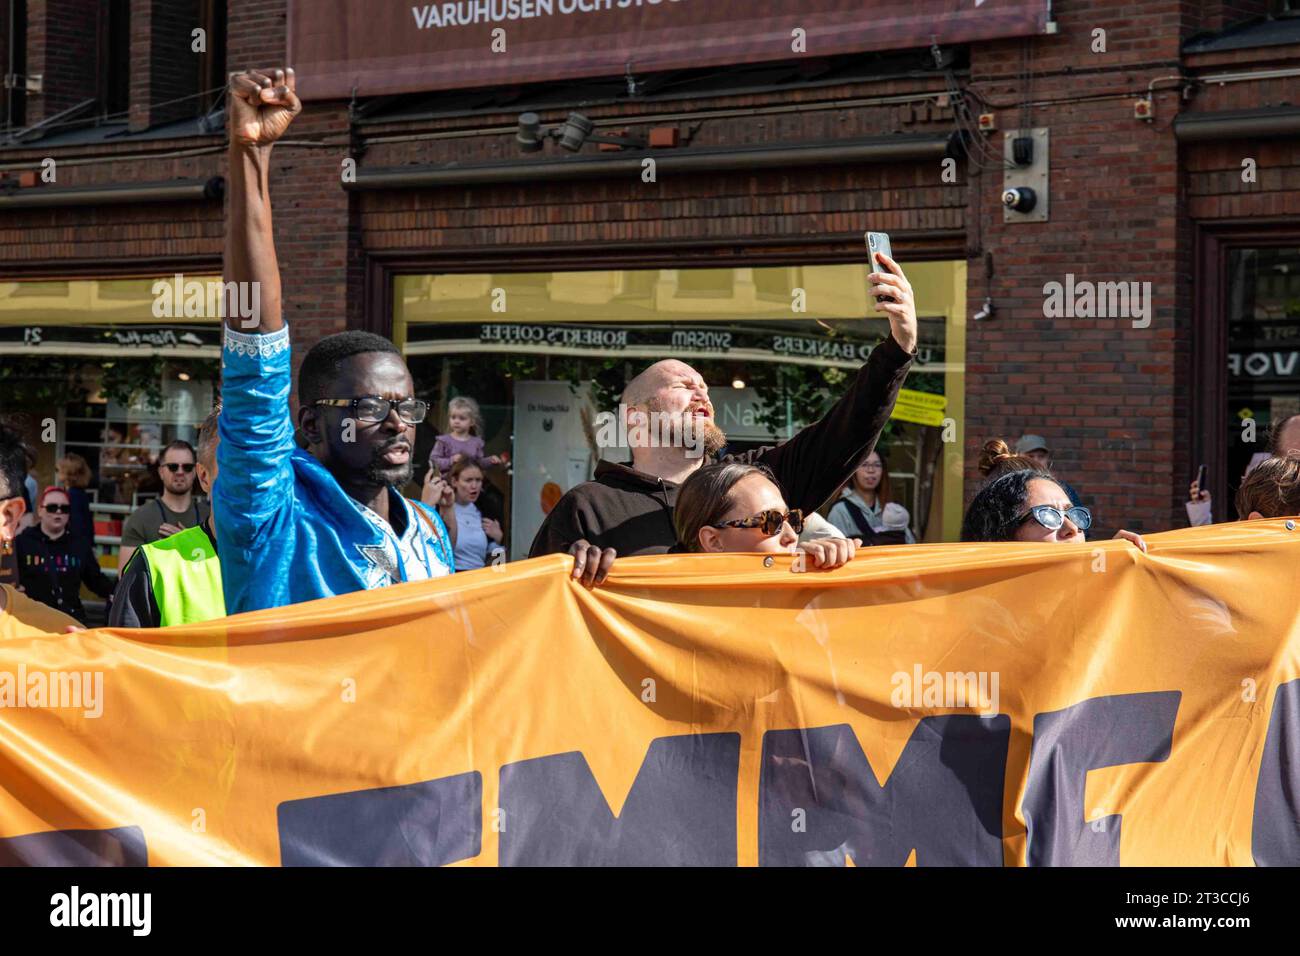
top-left (2, 0), bottom-right (1298, 535)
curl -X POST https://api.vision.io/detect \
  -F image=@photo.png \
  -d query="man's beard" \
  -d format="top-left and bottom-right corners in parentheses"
top-left (698, 420), bottom-right (727, 458)
top-left (366, 440), bottom-right (414, 487)
top-left (643, 398), bottom-right (728, 458)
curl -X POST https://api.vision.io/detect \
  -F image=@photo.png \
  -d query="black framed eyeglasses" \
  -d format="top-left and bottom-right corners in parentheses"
top-left (1018, 504), bottom-right (1092, 532)
top-left (712, 508), bottom-right (804, 536)
top-left (314, 396), bottom-right (429, 424)
top-left (162, 462), bottom-right (195, 473)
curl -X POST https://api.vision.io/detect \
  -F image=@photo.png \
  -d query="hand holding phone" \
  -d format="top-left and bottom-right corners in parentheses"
top-left (865, 232), bottom-right (895, 303)
top-left (1190, 464), bottom-right (1209, 503)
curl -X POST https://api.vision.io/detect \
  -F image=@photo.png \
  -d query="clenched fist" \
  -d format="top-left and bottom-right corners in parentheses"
top-left (228, 68), bottom-right (301, 149)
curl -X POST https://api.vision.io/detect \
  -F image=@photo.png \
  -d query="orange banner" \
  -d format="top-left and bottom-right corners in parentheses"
top-left (1, 520), bottom-right (1298, 866)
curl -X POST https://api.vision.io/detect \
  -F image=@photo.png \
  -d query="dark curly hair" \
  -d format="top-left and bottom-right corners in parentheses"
top-left (960, 469), bottom-right (1061, 542)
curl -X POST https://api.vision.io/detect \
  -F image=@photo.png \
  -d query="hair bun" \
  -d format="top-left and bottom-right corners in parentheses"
top-left (977, 438), bottom-right (1014, 476)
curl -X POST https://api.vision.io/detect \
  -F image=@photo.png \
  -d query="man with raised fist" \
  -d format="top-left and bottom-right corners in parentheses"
top-left (216, 68), bottom-right (455, 615)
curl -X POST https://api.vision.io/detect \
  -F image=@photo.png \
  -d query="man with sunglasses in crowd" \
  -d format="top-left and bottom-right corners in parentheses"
top-left (118, 440), bottom-right (209, 573)
top-left (216, 67), bottom-right (455, 615)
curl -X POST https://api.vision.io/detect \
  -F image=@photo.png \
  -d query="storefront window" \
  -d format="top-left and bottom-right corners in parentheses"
top-left (1227, 246), bottom-right (1300, 508)
top-left (0, 276), bottom-right (223, 575)
top-left (395, 262), bottom-right (967, 555)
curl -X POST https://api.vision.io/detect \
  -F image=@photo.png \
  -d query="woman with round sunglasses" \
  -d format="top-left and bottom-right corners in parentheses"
top-left (675, 462), bottom-right (858, 569)
top-left (961, 469), bottom-right (1147, 550)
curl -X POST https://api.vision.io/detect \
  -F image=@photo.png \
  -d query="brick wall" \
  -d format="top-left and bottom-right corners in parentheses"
top-left (24, 0), bottom-right (99, 124)
top-left (130, 0), bottom-right (203, 131)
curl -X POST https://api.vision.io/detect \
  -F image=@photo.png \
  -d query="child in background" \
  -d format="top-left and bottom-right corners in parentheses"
top-left (430, 396), bottom-right (507, 478)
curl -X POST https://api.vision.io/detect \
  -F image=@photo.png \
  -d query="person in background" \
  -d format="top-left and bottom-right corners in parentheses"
top-left (1235, 453), bottom-right (1300, 520)
top-left (16, 487), bottom-right (115, 625)
top-left (110, 408), bottom-right (225, 628)
top-left (447, 459), bottom-right (504, 572)
top-left (674, 462), bottom-right (857, 570)
top-left (21, 445), bottom-right (38, 517)
top-left (532, 245), bottom-right (917, 585)
top-left (961, 468), bottom-right (1146, 551)
top-left (429, 396), bottom-right (506, 479)
top-left (0, 424), bottom-right (79, 637)
top-left (117, 440), bottom-right (208, 573)
top-left (1014, 435), bottom-right (1082, 508)
top-left (976, 438), bottom-right (1039, 484)
top-left (54, 453), bottom-right (96, 543)
top-left (1189, 413), bottom-right (1300, 524)
top-left (827, 449), bottom-right (915, 545)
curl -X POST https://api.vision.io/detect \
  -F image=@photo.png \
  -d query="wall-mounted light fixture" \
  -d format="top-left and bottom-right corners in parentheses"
top-left (517, 111), bottom-right (649, 153)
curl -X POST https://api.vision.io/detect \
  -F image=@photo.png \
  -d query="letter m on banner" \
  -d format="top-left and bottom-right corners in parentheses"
top-left (759, 717), bottom-right (1010, 865)
top-left (499, 733), bottom-right (740, 865)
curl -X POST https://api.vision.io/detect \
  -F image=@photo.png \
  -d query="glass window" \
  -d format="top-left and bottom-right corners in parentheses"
top-left (1226, 245), bottom-right (1300, 511)
top-left (395, 261), bottom-right (967, 554)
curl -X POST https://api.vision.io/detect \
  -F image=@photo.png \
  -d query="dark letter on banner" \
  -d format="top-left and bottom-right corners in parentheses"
top-left (0, 826), bottom-right (147, 866)
top-left (1253, 678), bottom-right (1300, 865)
top-left (758, 717), bottom-right (1010, 866)
top-left (1024, 691), bottom-right (1180, 866)
top-left (277, 771), bottom-right (481, 866)
top-left (499, 732), bottom-right (740, 866)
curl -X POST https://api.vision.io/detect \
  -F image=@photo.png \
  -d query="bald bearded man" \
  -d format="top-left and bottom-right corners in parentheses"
top-left (529, 252), bottom-right (918, 584)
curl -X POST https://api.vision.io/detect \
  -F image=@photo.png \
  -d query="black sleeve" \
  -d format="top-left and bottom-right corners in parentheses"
top-left (107, 550), bottom-right (161, 628)
top-left (747, 335), bottom-right (913, 514)
top-left (79, 538), bottom-right (116, 600)
top-left (528, 493), bottom-right (588, 558)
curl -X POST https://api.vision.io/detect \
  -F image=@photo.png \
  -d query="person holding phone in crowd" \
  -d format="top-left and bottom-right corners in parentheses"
top-left (531, 242), bottom-right (917, 586)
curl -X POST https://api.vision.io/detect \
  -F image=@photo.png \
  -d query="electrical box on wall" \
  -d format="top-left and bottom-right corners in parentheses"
top-left (1002, 127), bottom-right (1049, 223)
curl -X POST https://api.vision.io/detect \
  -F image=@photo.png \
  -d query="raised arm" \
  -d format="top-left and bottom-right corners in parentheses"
top-left (216, 69), bottom-right (303, 610)
top-left (753, 253), bottom-right (918, 513)
top-left (225, 68), bottom-right (300, 335)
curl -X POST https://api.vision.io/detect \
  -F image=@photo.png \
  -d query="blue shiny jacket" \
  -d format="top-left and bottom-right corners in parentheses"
top-left (215, 325), bottom-right (453, 615)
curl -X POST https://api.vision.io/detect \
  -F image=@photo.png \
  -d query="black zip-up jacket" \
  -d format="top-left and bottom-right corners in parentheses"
top-left (15, 525), bottom-right (115, 624)
top-left (529, 334), bottom-right (914, 558)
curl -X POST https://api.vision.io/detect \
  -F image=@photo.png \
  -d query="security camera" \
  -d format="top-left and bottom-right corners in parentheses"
top-left (973, 297), bottom-right (995, 322)
top-left (1002, 186), bottom-right (1037, 213)
top-left (517, 112), bottom-right (544, 152)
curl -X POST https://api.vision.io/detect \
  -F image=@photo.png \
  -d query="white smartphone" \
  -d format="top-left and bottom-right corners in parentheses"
top-left (865, 231), bottom-right (895, 303)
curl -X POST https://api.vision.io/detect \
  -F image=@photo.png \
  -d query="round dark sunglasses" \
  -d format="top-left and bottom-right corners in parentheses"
top-left (314, 396), bottom-right (429, 425)
top-left (712, 508), bottom-right (804, 536)
top-left (42, 503), bottom-right (72, 514)
top-left (1017, 504), bottom-right (1092, 532)
top-left (162, 462), bottom-right (195, 473)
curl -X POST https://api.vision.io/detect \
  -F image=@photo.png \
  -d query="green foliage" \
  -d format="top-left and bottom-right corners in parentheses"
top-left (0, 355), bottom-right (219, 413)
top-left (0, 356), bottom-right (93, 410)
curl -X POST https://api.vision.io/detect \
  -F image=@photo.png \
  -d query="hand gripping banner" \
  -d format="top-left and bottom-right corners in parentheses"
top-left (1, 519), bottom-right (1298, 866)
